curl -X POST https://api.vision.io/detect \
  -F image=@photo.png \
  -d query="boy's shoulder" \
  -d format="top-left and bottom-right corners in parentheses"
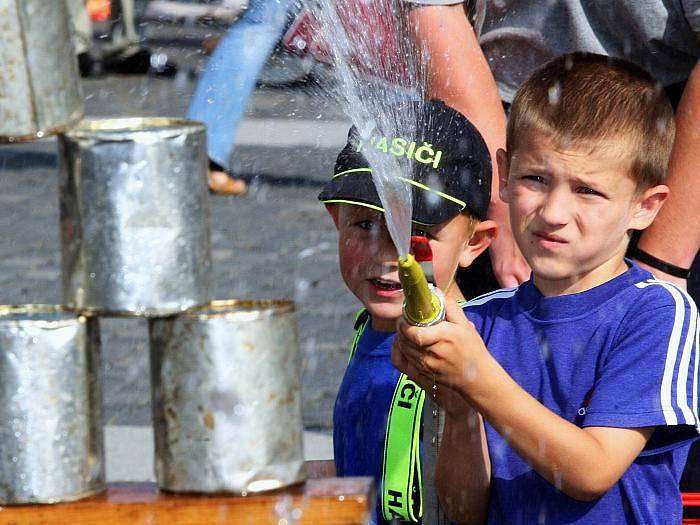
top-left (461, 264), bottom-right (697, 336)
top-left (463, 264), bottom-right (696, 310)
top-left (629, 275), bottom-right (697, 308)
top-left (613, 265), bottom-right (697, 324)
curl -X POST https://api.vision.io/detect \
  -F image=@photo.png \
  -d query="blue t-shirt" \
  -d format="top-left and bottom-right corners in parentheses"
top-left (465, 262), bottom-right (699, 524)
top-left (333, 323), bottom-right (399, 525)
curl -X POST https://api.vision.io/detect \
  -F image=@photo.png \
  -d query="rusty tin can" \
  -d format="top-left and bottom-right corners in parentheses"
top-left (0, 0), bottom-right (83, 142)
top-left (149, 300), bottom-right (306, 493)
top-left (59, 118), bottom-right (212, 316)
top-left (0, 305), bottom-right (104, 504)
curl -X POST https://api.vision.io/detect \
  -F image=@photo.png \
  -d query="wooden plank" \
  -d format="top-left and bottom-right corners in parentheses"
top-left (0, 477), bottom-right (373, 525)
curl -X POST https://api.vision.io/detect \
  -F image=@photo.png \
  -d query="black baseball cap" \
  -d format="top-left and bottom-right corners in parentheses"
top-left (318, 99), bottom-right (491, 224)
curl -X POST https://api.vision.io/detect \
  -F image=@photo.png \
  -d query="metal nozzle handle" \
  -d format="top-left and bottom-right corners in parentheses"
top-left (398, 254), bottom-right (445, 326)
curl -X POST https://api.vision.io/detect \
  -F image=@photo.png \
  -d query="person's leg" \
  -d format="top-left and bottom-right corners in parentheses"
top-left (66, 0), bottom-right (92, 55)
top-left (105, 0), bottom-right (140, 58)
top-left (67, 0), bottom-right (105, 76)
top-left (102, 0), bottom-right (177, 76)
top-left (118, 0), bottom-right (139, 43)
top-left (187, 0), bottom-right (294, 184)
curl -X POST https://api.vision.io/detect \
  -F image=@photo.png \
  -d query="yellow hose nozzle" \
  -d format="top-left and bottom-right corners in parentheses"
top-left (398, 253), bottom-right (445, 326)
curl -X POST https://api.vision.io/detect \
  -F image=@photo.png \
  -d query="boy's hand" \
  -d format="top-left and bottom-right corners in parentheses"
top-left (391, 297), bottom-right (489, 412)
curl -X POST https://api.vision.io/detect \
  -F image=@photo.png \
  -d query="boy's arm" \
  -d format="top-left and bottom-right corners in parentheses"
top-left (436, 409), bottom-right (491, 525)
top-left (393, 342), bottom-right (491, 524)
top-left (404, 3), bottom-right (530, 287)
top-left (459, 352), bottom-right (653, 501)
top-left (634, 59), bottom-right (700, 288)
top-left (394, 300), bottom-right (653, 507)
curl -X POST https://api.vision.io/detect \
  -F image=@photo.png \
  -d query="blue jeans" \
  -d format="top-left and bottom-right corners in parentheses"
top-left (186, 0), bottom-right (293, 170)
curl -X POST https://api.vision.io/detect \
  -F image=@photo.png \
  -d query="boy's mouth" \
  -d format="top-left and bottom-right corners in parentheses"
top-left (370, 278), bottom-right (402, 291)
top-left (533, 230), bottom-right (567, 244)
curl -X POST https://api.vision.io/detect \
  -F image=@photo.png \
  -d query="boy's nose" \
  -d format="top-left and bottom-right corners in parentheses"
top-left (369, 228), bottom-right (400, 261)
top-left (539, 187), bottom-right (572, 226)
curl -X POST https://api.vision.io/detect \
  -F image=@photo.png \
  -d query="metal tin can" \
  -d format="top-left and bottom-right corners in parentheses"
top-left (0, 305), bottom-right (104, 505)
top-left (59, 118), bottom-right (212, 316)
top-left (0, 0), bottom-right (83, 142)
top-left (149, 300), bottom-right (306, 493)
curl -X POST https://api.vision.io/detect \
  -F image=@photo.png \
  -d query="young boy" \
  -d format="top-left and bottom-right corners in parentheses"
top-left (393, 53), bottom-right (699, 524)
top-left (318, 99), bottom-right (497, 524)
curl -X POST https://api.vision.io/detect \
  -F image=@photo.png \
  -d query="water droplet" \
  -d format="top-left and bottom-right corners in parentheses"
top-left (656, 117), bottom-right (667, 134)
top-left (548, 82), bottom-right (561, 105)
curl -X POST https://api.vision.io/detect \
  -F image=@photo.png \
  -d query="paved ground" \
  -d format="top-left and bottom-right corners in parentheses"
top-left (0, 16), bottom-right (357, 442)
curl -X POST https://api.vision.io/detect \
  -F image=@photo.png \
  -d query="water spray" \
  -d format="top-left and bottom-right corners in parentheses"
top-left (398, 236), bottom-right (446, 525)
top-left (398, 236), bottom-right (444, 326)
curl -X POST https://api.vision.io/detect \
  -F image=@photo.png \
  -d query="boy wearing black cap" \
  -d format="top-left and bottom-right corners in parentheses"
top-left (319, 99), bottom-right (496, 524)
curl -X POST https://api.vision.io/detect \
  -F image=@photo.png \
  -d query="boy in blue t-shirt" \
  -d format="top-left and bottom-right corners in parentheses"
top-left (318, 99), bottom-right (497, 524)
top-left (393, 53), bottom-right (700, 524)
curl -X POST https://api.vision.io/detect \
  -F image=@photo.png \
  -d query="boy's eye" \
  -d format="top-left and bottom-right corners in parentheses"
top-left (577, 186), bottom-right (604, 197)
top-left (521, 174), bottom-right (547, 185)
top-left (411, 228), bottom-right (434, 240)
top-left (355, 220), bottom-right (379, 231)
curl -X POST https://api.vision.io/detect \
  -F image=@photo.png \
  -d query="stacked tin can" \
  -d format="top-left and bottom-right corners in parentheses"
top-left (0, 0), bottom-right (99, 504)
top-left (0, 0), bottom-right (305, 505)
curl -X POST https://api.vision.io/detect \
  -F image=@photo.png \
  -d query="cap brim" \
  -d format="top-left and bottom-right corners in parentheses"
top-left (318, 170), bottom-right (463, 225)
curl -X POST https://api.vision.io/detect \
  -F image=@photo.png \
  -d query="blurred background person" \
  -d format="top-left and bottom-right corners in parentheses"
top-left (68, 0), bottom-right (178, 77)
top-left (186, 0), bottom-right (296, 195)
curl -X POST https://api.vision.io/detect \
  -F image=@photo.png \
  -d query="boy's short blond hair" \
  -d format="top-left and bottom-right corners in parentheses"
top-left (507, 52), bottom-right (675, 190)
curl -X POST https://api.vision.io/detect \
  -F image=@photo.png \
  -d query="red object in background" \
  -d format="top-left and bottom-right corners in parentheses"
top-left (410, 235), bottom-right (433, 262)
top-left (281, 0), bottom-right (411, 86)
top-left (684, 492), bottom-right (700, 523)
top-left (87, 0), bottom-right (111, 22)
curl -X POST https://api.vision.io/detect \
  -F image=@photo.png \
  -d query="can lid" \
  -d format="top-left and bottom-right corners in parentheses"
top-left (165, 299), bottom-right (296, 320)
top-left (0, 304), bottom-right (84, 323)
top-left (64, 117), bottom-right (205, 140)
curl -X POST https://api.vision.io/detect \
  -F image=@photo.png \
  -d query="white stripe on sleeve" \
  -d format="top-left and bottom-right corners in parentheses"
top-left (636, 280), bottom-right (698, 426)
top-left (465, 287), bottom-right (517, 307)
top-left (676, 297), bottom-right (697, 425)
top-left (693, 316), bottom-right (699, 429)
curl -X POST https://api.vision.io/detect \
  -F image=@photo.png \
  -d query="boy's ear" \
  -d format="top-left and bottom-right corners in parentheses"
top-left (496, 149), bottom-right (510, 203)
top-left (325, 204), bottom-right (341, 229)
top-left (629, 184), bottom-right (669, 231)
top-left (459, 219), bottom-right (498, 268)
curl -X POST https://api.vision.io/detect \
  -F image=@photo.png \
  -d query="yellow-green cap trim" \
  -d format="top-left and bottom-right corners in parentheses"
top-left (320, 199), bottom-right (386, 213)
top-left (331, 167), bottom-right (467, 210)
top-left (397, 177), bottom-right (467, 210)
top-left (333, 167), bottom-right (373, 179)
top-left (320, 199), bottom-right (460, 227)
